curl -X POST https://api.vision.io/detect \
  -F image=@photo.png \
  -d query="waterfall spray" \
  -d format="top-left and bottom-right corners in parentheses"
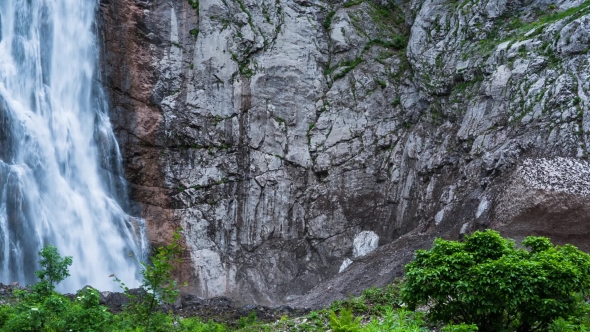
top-left (0, 0), bottom-right (146, 291)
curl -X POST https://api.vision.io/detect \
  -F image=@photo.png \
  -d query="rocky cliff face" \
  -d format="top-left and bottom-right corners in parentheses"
top-left (98, 0), bottom-right (590, 306)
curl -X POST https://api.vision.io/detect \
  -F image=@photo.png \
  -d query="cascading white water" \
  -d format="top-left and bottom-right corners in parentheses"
top-left (0, 0), bottom-right (146, 291)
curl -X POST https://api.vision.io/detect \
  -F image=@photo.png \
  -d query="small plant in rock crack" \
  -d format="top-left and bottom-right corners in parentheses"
top-left (112, 230), bottom-right (185, 332)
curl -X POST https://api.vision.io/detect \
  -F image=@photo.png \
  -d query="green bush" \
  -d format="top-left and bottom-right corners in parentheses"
top-left (402, 230), bottom-right (590, 332)
top-left (179, 317), bottom-right (228, 332)
top-left (0, 246), bottom-right (112, 332)
top-left (113, 230), bottom-right (185, 331)
top-left (0, 237), bottom-right (194, 332)
top-left (362, 282), bottom-right (403, 307)
top-left (67, 287), bottom-right (113, 331)
top-left (442, 323), bottom-right (479, 332)
top-left (364, 308), bottom-right (426, 332)
top-left (329, 308), bottom-right (362, 332)
top-left (34, 245), bottom-right (73, 296)
top-left (0, 305), bottom-right (14, 330)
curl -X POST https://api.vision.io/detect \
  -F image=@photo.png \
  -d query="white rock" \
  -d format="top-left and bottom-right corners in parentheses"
top-left (352, 231), bottom-right (379, 258)
top-left (476, 198), bottom-right (489, 218)
top-left (339, 258), bottom-right (353, 273)
top-left (434, 209), bottom-right (445, 225)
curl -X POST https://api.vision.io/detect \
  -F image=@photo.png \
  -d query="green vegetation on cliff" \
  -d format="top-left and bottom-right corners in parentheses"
top-left (235, 231), bottom-right (590, 332)
top-left (404, 230), bottom-right (590, 331)
top-left (1, 231), bottom-right (590, 331)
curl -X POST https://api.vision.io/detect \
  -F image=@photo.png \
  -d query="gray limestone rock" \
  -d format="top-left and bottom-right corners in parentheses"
top-left (98, 0), bottom-right (590, 306)
top-left (353, 231), bottom-right (379, 258)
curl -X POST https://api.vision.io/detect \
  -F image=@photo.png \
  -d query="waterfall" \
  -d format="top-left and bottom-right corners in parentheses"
top-left (0, 0), bottom-right (146, 291)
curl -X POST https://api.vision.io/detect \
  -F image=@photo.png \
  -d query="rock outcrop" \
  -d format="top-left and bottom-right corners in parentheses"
top-left (98, 0), bottom-right (590, 306)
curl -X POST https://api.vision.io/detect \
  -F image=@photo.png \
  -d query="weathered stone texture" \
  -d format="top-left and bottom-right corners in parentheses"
top-left (99, 0), bottom-right (590, 306)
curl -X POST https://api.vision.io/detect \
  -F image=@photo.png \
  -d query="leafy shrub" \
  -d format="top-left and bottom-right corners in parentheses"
top-left (113, 230), bottom-right (185, 331)
top-left (402, 230), bottom-right (590, 332)
top-left (34, 245), bottom-right (72, 296)
top-left (0, 235), bottom-right (192, 332)
top-left (237, 311), bottom-right (258, 329)
top-left (67, 287), bottom-right (113, 331)
top-left (0, 305), bottom-right (14, 330)
top-left (550, 317), bottom-right (581, 332)
top-left (442, 323), bottom-right (479, 332)
top-left (179, 317), bottom-right (228, 332)
top-left (364, 308), bottom-right (426, 332)
top-left (329, 308), bottom-right (362, 332)
top-left (547, 295), bottom-right (590, 332)
top-left (1, 246), bottom-right (112, 332)
top-left (362, 281), bottom-right (403, 307)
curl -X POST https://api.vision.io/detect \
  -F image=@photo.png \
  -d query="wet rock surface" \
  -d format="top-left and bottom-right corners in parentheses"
top-left (0, 283), bottom-right (21, 305)
top-left (98, 0), bottom-right (590, 306)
